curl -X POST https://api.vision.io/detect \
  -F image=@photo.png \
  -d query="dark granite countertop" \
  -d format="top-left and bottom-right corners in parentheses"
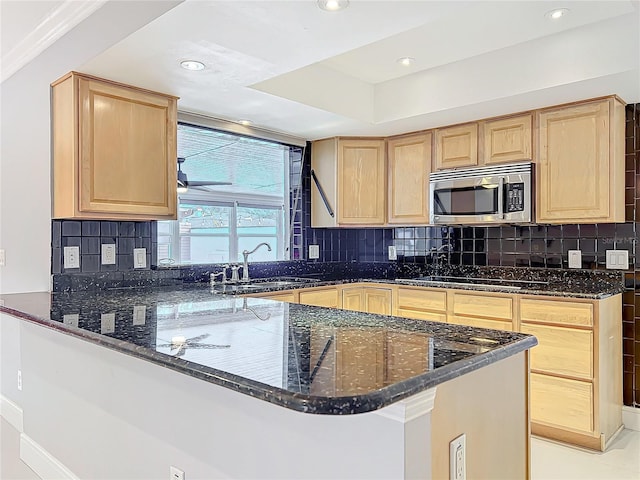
top-left (205, 273), bottom-right (624, 299)
top-left (0, 284), bottom-right (536, 415)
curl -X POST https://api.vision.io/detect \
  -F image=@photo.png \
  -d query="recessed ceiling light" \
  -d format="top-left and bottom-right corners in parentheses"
top-left (397, 57), bottom-right (415, 67)
top-left (317, 0), bottom-right (349, 12)
top-left (545, 8), bottom-right (570, 20)
top-left (180, 60), bottom-right (205, 71)
top-left (238, 120), bottom-right (252, 126)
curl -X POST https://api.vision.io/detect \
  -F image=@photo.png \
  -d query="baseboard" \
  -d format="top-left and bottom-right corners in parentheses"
top-left (0, 395), bottom-right (23, 432)
top-left (20, 433), bottom-right (79, 480)
top-left (623, 406), bottom-right (640, 432)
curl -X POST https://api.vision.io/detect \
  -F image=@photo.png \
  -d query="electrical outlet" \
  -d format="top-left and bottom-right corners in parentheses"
top-left (133, 305), bottom-right (146, 325)
top-left (388, 245), bottom-right (397, 260)
top-left (170, 466), bottom-right (185, 480)
top-left (101, 313), bottom-right (116, 334)
top-left (17, 370), bottom-right (22, 391)
top-left (101, 244), bottom-right (116, 265)
top-left (568, 250), bottom-right (582, 269)
top-left (134, 248), bottom-right (147, 269)
top-left (63, 314), bottom-right (79, 328)
top-left (606, 250), bottom-right (629, 270)
top-left (63, 246), bottom-right (80, 269)
top-left (450, 433), bottom-right (466, 480)
top-left (309, 245), bottom-right (320, 259)
top-left (0, 248), bottom-right (5, 266)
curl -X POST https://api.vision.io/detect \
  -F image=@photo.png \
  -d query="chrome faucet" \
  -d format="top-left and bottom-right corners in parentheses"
top-left (241, 242), bottom-right (272, 282)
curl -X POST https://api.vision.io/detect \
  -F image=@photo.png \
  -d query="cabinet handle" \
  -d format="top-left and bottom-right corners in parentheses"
top-left (311, 169), bottom-right (335, 218)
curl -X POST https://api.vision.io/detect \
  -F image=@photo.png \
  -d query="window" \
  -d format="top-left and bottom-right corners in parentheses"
top-left (158, 121), bottom-right (302, 265)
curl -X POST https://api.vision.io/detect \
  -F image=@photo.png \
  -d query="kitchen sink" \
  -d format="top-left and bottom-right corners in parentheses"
top-left (210, 277), bottom-right (316, 294)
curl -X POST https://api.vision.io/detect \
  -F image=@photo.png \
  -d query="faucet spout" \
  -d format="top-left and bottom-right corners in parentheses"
top-left (241, 242), bottom-right (272, 282)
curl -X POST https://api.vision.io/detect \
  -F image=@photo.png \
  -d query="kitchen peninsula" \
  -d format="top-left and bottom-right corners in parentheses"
top-left (1, 284), bottom-right (536, 479)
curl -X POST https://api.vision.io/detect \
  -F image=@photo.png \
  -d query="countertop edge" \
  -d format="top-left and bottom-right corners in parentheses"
top-left (1, 303), bottom-right (537, 415)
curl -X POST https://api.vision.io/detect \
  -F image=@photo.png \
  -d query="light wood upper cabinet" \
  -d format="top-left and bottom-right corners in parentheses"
top-left (434, 123), bottom-right (478, 170)
top-left (482, 114), bottom-right (532, 165)
top-left (52, 72), bottom-right (178, 220)
top-left (311, 138), bottom-right (386, 227)
top-left (537, 97), bottom-right (625, 224)
top-left (387, 133), bottom-right (431, 224)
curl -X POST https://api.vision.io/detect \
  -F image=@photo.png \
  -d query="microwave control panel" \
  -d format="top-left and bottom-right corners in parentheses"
top-left (505, 183), bottom-right (525, 212)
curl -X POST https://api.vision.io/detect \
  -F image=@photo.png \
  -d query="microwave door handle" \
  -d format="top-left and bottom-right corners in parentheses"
top-left (498, 177), bottom-right (505, 219)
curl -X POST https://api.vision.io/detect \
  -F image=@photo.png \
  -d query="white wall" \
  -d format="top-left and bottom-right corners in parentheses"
top-left (0, 0), bottom-right (183, 294)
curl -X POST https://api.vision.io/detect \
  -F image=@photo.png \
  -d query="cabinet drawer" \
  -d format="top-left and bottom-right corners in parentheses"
top-left (450, 315), bottom-right (512, 332)
top-left (521, 298), bottom-right (593, 327)
top-left (522, 323), bottom-right (593, 379)
top-left (397, 288), bottom-right (447, 312)
top-left (397, 308), bottom-right (447, 323)
top-left (452, 293), bottom-right (513, 320)
top-left (531, 373), bottom-right (594, 433)
top-left (262, 292), bottom-right (296, 302)
top-left (299, 288), bottom-right (339, 308)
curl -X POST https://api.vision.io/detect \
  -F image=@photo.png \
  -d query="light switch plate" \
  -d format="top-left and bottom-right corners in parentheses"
top-left (133, 248), bottom-right (146, 269)
top-left (568, 250), bottom-right (582, 269)
top-left (0, 248), bottom-right (5, 266)
top-left (606, 250), bottom-right (629, 270)
top-left (309, 245), bottom-right (320, 259)
top-left (63, 246), bottom-right (80, 269)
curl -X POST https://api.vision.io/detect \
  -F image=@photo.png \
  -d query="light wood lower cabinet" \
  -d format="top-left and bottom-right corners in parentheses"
top-left (450, 291), bottom-right (514, 331)
top-left (341, 286), bottom-right (392, 315)
top-left (531, 373), bottom-right (594, 434)
top-left (298, 287), bottom-right (340, 308)
top-left (251, 282), bottom-right (622, 450)
top-left (521, 295), bottom-right (622, 451)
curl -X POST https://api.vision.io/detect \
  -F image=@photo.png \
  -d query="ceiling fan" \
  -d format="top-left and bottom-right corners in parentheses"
top-left (177, 157), bottom-right (232, 193)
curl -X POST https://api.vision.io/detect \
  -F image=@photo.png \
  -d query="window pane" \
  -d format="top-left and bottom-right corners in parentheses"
top-left (157, 122), bottom-right (295, 266)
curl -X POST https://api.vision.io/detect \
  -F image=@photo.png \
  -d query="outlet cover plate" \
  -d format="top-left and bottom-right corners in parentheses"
top-left (101, 244), bottom-right (116, 265)
top-left (568, 250), bottom-right (582, 268)
top-left (63, 246), bottom-right (80, 269)
top-left (388, 245), bottom-right (397, 260)
top-left (133, 248), bottom-right (146, 269)
top-left (309, 245), bottom-right (320, 259)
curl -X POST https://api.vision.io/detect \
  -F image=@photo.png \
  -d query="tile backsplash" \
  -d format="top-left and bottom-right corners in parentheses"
top-left (52, 220), bottom-right (157, 274)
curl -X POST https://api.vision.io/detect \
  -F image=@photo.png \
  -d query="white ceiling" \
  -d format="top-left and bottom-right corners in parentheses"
top-left (3, 0), bottom-right (640, 141)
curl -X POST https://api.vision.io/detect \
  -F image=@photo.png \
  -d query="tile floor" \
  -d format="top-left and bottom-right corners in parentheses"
top-left (1, 417), bottom-right (639, 479)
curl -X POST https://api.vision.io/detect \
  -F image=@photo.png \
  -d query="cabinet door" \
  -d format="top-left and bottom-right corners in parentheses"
top-left (342, 287), bottom-right (364, 312)
top-left (364, 288), bottom-right (392, 315)
top-left (337, 139), bottom-right (386, 225)
top-left (434, 123), bottom-right (478, 170)
top-left (482, 114), bottom-right (532, 164)
top-left (78, 76), bottom-right (177, 217)
top-left (537, 100), bottom-right (612, 222)
top-left (387, 133), bottom-right (431, 224)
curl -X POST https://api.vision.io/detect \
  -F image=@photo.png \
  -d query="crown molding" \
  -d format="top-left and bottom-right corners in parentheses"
top-left (375, 387), bottom-right (438, 423)
top-left (1, 0), bottom-right (108, 83)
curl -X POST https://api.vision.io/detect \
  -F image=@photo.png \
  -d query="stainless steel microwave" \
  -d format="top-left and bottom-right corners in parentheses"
top-left (429, 162), bottom-right (533, 225)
